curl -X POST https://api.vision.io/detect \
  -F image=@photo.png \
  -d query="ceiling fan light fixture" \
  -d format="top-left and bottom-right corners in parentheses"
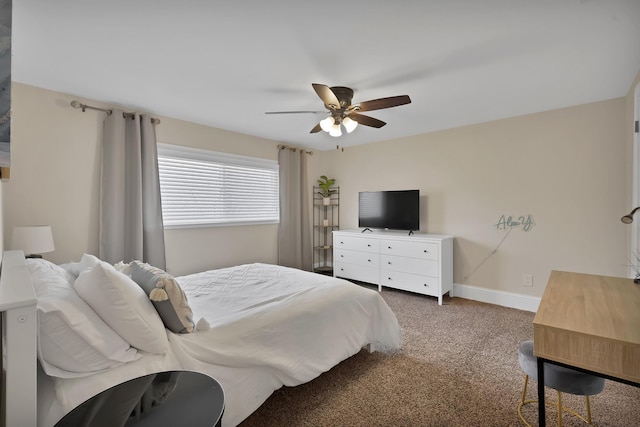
top-left (329, 123), bottom-right (342, 137)
top-left (342, 116), bottom-right (358, 133)
top-left (319, 116), bottom-right (335, 132)
top-left (267, 84), bottom-right (411, 139)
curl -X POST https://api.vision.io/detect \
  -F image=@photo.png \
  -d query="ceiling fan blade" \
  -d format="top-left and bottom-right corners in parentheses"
top-left (356, 95), bottom-right (411, 112)
top-left (348, 112), bottom-right (386, 128)
top-left (265, 110), bottom-right (326, 114)
top-left (310, 123), bottom-right (322, 133)
top-left (312, 83), bottom-right (341, 110)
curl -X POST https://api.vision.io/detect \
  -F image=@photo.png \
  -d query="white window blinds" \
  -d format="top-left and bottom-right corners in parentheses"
top-left (157, 144), bottom-right (279, 227)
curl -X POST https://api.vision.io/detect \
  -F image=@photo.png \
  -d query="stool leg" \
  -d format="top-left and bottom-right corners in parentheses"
top-left (585, 396), bottom-right (592, 424)
top-left (517, 369), bottom-right (596, 427)
top-left (521, 375), bottom-right (529, 404)
top-left (557, 391), bottom-right (563, 427)
top-left (517, 374), bottom-right (534, 427)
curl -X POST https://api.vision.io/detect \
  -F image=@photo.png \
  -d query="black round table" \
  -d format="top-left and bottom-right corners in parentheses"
top-left (54, 371), bottom-right (225, 427)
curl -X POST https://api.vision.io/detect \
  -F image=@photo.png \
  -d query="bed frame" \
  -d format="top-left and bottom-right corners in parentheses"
top-left (0, 250), bottom-right (37, 426)
top-left (0, 251), bottom-right (394, 427)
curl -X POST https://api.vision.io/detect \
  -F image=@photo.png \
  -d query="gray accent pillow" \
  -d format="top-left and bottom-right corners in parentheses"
top-left (130, 261), bottom-right (195, 333)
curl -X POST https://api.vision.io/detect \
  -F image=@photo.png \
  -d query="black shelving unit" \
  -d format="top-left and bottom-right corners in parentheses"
top-left (313, 186), bottom-right (339, 275)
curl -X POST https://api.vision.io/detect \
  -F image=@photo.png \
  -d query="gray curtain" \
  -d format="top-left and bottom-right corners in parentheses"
top-left (99, 110), bottom-right (166, 269)
top-left (277, 147), bottom-right (312, 270)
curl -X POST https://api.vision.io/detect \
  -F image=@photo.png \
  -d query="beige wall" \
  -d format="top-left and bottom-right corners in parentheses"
top-left (3, 79), bottom-right (635, 298)
top-left (4, 83), bottom-right (280, 276)
top-left (315, 98), bottom-right (628, 297)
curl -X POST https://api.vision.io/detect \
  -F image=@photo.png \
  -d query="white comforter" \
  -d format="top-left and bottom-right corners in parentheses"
top-left (38, 263), bottom-right (401, 427)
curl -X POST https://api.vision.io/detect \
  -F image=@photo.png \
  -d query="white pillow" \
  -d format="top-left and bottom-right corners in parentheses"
top-left (59, 253), bottom-right (102, 278)
top-left (27, 259), bottom-right (139, 378)
top-left (74, 262), bottom-right (169, 355)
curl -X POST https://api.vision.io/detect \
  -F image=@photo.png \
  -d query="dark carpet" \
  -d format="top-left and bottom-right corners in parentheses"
top-left (240, 285), bottom-right (640, 426)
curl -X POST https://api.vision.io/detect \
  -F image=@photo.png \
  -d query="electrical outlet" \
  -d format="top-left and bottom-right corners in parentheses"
top-left (523, 274), bottom-right (533, 287)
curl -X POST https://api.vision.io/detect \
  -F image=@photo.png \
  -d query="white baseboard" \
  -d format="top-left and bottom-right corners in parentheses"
top-left (452, 283), bottom-right (540, 313)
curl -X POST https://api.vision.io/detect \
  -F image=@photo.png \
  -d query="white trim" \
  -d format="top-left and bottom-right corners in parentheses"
top-left (630, 83), bottom-right (640, 278)
top-left (0, 250), bottom-right (38, 427)
top-left (452, 283), bottom-right (540, 313)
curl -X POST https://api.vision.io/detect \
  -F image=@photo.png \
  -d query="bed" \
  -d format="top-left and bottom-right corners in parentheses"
top-left (0, 250), bottom-right (401, 427)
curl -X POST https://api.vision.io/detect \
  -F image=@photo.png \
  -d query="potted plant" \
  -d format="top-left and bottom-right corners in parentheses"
top-left (317, 175), bottom-right (336, 205)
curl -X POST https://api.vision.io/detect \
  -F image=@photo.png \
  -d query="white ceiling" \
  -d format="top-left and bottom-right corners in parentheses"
top-left (11, 0), bottom-right (640, 151)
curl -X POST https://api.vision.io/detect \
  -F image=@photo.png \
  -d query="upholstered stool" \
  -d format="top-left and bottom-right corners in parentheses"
top-left (517, 340), bottom-right (605, 426)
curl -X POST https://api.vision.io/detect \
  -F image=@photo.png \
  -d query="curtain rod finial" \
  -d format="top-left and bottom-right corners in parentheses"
top-left (70, 100), bottom-right (86, 112)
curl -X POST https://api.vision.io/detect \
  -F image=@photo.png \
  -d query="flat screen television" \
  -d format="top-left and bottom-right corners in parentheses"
top-left (358, 190), bottom-right (420, 231)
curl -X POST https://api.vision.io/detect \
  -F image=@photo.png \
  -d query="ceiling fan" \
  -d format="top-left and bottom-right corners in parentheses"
top-left (265, 83), bottom-right (411, 137)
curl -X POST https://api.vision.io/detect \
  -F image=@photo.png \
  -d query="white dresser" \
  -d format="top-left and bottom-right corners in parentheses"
top-left (333, 230), bottom-right (453, 305)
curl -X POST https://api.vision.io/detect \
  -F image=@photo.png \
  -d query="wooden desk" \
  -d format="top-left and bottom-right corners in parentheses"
top-left (533, 270), bottom-right (640, 426)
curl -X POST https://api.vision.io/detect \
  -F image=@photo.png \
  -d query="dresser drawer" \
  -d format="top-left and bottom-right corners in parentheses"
top-left (334, 235), bottom-right (380, 253)
top-left (380, 270), bottom-right (439, 297)
top-left (335, 249), bottom-right (380, 268)
top-left (381, 239), bottom-right (439, 260)
top-left (381, 255), bottom-right (439, 277)
top-left (335, 262), bottom-right (380, 285)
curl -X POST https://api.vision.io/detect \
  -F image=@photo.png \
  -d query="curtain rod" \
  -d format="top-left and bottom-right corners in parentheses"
top-left (278, 144), bottom-right (313, 155)
top-left (70, 100), bottom-right (161, 124)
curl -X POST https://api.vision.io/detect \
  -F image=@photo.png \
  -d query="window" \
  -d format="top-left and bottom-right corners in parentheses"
top-left (157, 143), bottom-right (279, 228)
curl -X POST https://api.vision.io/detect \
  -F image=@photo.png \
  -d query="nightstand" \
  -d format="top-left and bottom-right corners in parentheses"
top-left (54, 371), bottom-right (225, 427)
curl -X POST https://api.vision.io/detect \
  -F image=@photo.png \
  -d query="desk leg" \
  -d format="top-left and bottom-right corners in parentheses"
top-left (537, 357), bottom-right (546, 427)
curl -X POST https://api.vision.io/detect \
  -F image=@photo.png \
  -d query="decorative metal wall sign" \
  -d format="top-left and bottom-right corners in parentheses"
top-left (495, 214), bottom-right (535, 232)
top-left (0, 0), bottom-right (11, 167)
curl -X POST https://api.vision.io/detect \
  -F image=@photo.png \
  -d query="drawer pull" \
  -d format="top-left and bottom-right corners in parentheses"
top-left (387, 261), bottom-right (392, 265)
top-left (388, 246), bottom-right (392, 249)
top-left (424, 250), bottom-right (428, 253)
top-left (423, 283), bottom-right (429, 287)
top-left (367, 259), bottom-right (371, 262)
top-left (388, 277), bottom-right (392, 280)
top-left (367, 244), bottom-right (371, 247)
top-left (340, 254), bottom-right (344, 258)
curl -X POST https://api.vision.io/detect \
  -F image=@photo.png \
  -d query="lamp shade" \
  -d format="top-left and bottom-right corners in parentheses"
top-left (319, 116), bottom-right (335, 132)
top-left (342, 116), bottom-right (358, 133)
top-left (11, 226), bottom-right (55, 257)
top-left (329, 123), bottom-right (342, 137)
top-left (621, 207), bottom-right (640, 224)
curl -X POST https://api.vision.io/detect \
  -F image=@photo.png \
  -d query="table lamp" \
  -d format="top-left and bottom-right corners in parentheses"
top-left (620, 208), bottom-right (640, 283)
top-left (11, 225), bottom-right (55, 258)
